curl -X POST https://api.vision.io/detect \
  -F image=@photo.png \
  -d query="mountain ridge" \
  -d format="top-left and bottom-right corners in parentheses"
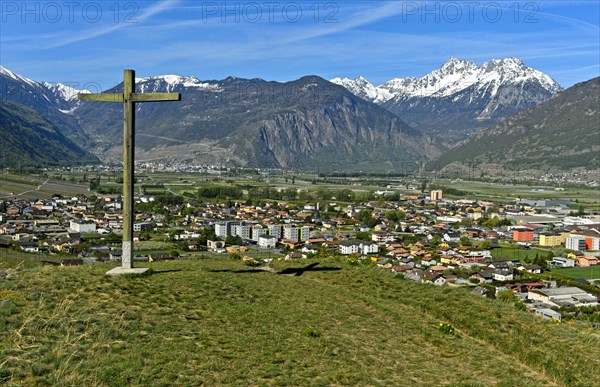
top-left (331, 57), bottom-right (563, 142)
top-left (71, 73), bottom-right (443, 170)
top-left (427, 76), bottom-right (600, 176)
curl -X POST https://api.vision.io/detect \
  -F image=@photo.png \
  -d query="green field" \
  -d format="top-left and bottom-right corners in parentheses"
top-left (490, 247), bottom-right (548, 262)
top-left (1, 257), bottom-right (599, 385)
top-left (551, 266), bottom-right (600, 280)
top-left (429, 178), bottom-right (600, 206)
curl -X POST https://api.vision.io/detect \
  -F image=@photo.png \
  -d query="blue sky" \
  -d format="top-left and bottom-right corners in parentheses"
top-left (1, 0), bottom-right (598, 90)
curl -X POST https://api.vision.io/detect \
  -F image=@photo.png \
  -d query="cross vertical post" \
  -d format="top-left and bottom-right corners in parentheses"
top-left (122, 69), bottom-right (135, 269)
top-left (78, 69), bottom-right (180, 275)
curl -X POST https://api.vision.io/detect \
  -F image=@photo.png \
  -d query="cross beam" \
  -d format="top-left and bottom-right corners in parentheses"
top-left (78, 70), bottom-right (180, 272)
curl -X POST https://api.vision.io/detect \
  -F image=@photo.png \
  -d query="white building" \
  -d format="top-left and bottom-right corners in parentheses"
top-left (339, 242), bottom-right (360, 255)
top-left (268, 224), bottom-right (281, 239)
top-left (339, 242), bottom-right (379, 255)
top-left (283, 225), bottom-right (299, 242)
top-left (528, 287), bottom-right (598, 307)
top-left (361, 242), bottom-right (379, 254)
top-left (215, 221), bottom-right (239, 238)
top-left (258, 235), bottom-right (277, 249)
top-left (69, 220), bottom-right (96, 233)
top-left (300, 226), bottom-right (310, 241)
top-left (215, 222), bottom-right (229, 238)
top-left (252, 226), bottom-right (266, 242)
top-left (550, 257), bottom-right (576, 268)
top-left (233, 224), bottom-right (251, 240)
top-left (493, 269), bottom-right (514, 281)
top-left (566, 236), bottom-right (587, 251)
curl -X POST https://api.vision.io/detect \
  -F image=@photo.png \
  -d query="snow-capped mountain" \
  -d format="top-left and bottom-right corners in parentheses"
top-left (0, 65), bottom-right (88, 109)
top-left (331, 58), bottom-right (563, 142)
top-left (0, 65), bottom-right (93, 144)
top-left (135, 75), bottom-right (224, 93)
top-left (329, 76), bottom-right (393, 103)
top-left (42, 81), bottom-right (90, 104)
top-left (0, 65), bottom-right (440, 169)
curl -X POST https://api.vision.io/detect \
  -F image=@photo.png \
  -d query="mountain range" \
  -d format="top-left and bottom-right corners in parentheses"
top-left (331, 58), bottom-right (563, 142)
top-left (74, 75), bottom-right (441, 170)
top-left (2, 60), bottom-right (592, 176)
top-left (1, 67), bottom-right (441, 171)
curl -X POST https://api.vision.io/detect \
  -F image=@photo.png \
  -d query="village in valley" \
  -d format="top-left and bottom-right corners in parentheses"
top-left (1, 168), bottom-right (599, 328)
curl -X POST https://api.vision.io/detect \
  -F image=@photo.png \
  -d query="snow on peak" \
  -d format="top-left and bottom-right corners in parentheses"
top-left (439, 57), bottom-right (478, 74)
top-left (333, 57), bottom-right (563, 101)
top-left (330, 76), bottom-right (393, 103)
top-left (136, 74), bottom-right (223, 92)
top-left (0, 64), bottom-right (38, 87)
top-left (42, 82), bottom-right (90, 102)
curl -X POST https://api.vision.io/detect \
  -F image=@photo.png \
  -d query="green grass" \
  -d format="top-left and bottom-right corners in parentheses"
top-left (430, 179), bottom-right (600, 205)
top-left (551, 266), bottom-right (600, 280)
top-left (0, 249), bottom-right (61, 268)
top-left (491, 247), bottom-right (548, 262)
top-left (1, 258), bottom-right (599, 385)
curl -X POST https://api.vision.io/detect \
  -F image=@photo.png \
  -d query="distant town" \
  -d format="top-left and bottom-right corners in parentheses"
top-left (1, 168), bottom-right (599, 328)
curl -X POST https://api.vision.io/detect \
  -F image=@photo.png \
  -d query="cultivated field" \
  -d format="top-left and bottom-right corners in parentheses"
top-left (0, 172), bottom-right (89, 200)
top-left (551, 266), bottom-right (600, 281)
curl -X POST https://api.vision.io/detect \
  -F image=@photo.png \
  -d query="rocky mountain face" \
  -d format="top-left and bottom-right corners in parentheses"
top-left (1, 67), bottom-right (441, 171)
top-left (74, 75), bottom-right (441, 171)
top-left (427, 77), bottom-right (600, 175)
top-left (331, 58), bottom-right (563, 143)
top-left (0, 100), bottom-right (98, 168)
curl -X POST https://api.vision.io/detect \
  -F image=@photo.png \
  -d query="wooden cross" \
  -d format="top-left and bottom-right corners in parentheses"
top-left (78, 70), bottom-right (180, 274)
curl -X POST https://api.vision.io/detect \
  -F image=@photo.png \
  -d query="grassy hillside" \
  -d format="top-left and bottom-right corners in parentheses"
top-left (428, 77), bottom-right (600, 174)
top-left (1, 258), bottom-right (599, 385)
top-left (0, 100), bottom-right (98, 168)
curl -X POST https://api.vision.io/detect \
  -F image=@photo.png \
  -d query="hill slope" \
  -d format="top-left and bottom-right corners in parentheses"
top-left (0, 100), bottom-right (98, 168)
top-left (428, 76), bottom-right (600, 175)
top-left (1, 258), bottom-right (598, 385)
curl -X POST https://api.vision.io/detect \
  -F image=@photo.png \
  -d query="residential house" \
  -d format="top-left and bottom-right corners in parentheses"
top-left (285, 251), bottom-right (303, 260)
top-left (207, 240), bottom-right (225, 251)
top-left (577, 256), bottom-right (599, 267)
top-left (493, 269), bottom-right (514, 281)
top-left (69, 220), bottom-right (96, 233)
top-left (339, 242), bottom-right (379, 255)
top-left (517, 264), bottom-right (543, 274)
top-left (549, 257), bottom-right (575, 268)
top-left (423, 271), bottom-right (446, 286)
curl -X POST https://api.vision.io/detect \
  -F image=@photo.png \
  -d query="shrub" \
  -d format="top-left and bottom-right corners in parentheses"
top-left (303, 326), bottom-right (320, 338)
top-left (244, 259), bottom-right (261, 267)
top-left (437, 322), bottom-right (456, 335)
